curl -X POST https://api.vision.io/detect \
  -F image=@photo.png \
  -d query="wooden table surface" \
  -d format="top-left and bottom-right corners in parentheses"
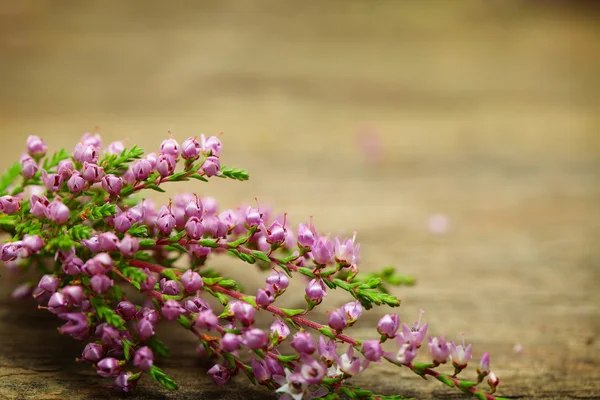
top-left (1, 1), bottom-right (599, 399)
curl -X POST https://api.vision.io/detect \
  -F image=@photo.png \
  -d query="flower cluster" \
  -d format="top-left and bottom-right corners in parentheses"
top-left (0, 133), bottom-right (504, 399)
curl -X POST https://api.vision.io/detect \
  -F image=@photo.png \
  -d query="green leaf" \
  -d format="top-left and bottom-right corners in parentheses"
top-left (148, 336), bottom-right (170, 358)
top-left (0, 162), bottom-right (22, 196)
top-left (318, 327), bottom-right (337, 340)
top-left (280, 308), bottom-right (305, 317)
top-left (68, 225), bottom-right (92, 241)
top-left (42, 149), bottom-right (70, 170)
top-left (219, 166), bottom-right (249, 181)
top-left (276, 354), bottom-right (299, 363)
top-left (241, 296), bottom-right (257, 308)
top-left (219, 279), bottom-right (238, 289)
top-left (0, 214), bottom-right (18, 235)
top-left (164, 243), bottom-right (187, 253)
top-left (340, 387), bottom-right (356, 399)
top-left (139, 238), bottom-right (156, 247)
top-left (90, 297), bottom-right (125, 329)
top-left (298, 267), bottom-right (315, 279)
top-left (251, 250), bottom-right (271, 263)
top-left (177, 315), bottom-right (192, 329)
top-left (458, 380), bottom-right (477, 393)
top-left (169, 230), bottom-right (186, 243)
top-left (197, 239), bottom-right (218, 248)
top-left (122, 339), bottom-right (134, 360)
top-left (127, 223), bottom-right (148, 237)
top-left (189, 173), bottom-right (208, 182)
top-left (161, 269), bottom-right (179, 281)
top-left (435, 375), bottom-right (455, 387)
top-left (146, 184), bottom-right (166, 193)
top-left (102, 145), bottom-right (145, 174)
top-left (86, 203), bottom-right (117, 220)
top-left (148, 365), bottom-right (178, 391)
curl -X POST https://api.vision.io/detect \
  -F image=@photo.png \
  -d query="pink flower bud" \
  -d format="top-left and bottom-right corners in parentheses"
top-left (1, 241), bottom-right (25, 261)
top-left (269, 320), bottom-right (290, 342)
top-left (159, 278), bottom-right (180, 295)
top-left (156, 206), bottom-right (176, 235)
top-left (428, 336), bottom-right (450, 363)
top-left (115, 301), bottom-right (137, 320)
top-left (362, 340), bottom-right (384, 362)
top-left (105, 141), bottom-right (124, 155)
top-left (0, 195), bottom-right (21, 214)
top-left (396, 342), bottom-right (417, 364)
top-left (90, 274), bottom-right (114, 294)
top-left (42, 169), bottom-right (64, 192)
top-left (82, 162), bottom-right (104, 183)
top-left (137, 318), bottom-right (155, 341)
top-left (58, 312), bottom-right (89, 339)
top-left (343, 301), bottom-right (363, 325)
top-left (195, 309), bottom-right (219, 331)
top-left (297, 223), bottom-right (316, 248)
top-left (113, 212), bottom-right (133, 233)
top-left (219, 209), bottom-right (238, 231)
top-left (305, 279), bottom-right (327, 303)
top-left (38, 274), bottom-right (60, 293)
top-left (243, 328), bottom-right (268, 349)
top-left (30, 194), bottom-right (49, 218)
top-left (97, 357), bottom-right (120, 378)
top-left (338, 345), bottom-right (361, 376)
top-left (82, 236), bottom-right (102, 253)
top-left (47, 292), bottom-right (69, 314)
top-left (11, 283), bottom-right (33, 300)
top-left (131, 159), bottom-right (153, 181)
top-left (180, 269), bottom-right (203, 293)
top-left (82, 343), bottom-right (104, 362)
top-left (251, 358), bottom-right (271, 383)
top-left (161, 299), bottom-right (186, 321)
top-left (230, 300), bottom-right (256, 327)
top-left (328, 308), bottom-right (347, 331)
top-left (133, 346), bottom-right (154, 371)
top-left (181, 137), bottom-right (201, 160)
top-left (185, 216), bottom-right (205, 240)
top-left (265, 270), bottom-right (289, 293)
top-left (61, 285), bottom-right (84, 305)
top-left (21, 156), bottom-right (38, 178)
top-left (377, 313), bottom-right (400, 338)
top-left (201, 134), bottom-right (222, 156)
top-left (207, 364), bottom-right (230, 386)
top-left (256, 285), bottom-right (275, 307)
top-left (160, 138), bottom-right (180, 157)
top-left (203, 196), bottom-right (218, 214)
top-left (67, 172), bottom-right (88, 194)
top-left (81, 132), bottom-right (102, 148)
top-left (311, 237), bottom-right (334, 266)
top-left (202, 214), bottom-right (227, 238)
top-left (200, 156), bottom-right (220, 177)
top-left (299, 354), bottom-right (326, 384)
top-left (450, 337), bottom-right (473, 370)
top-left (45, 199), bottom-right (70, 225)
top-left (101, 174), bottom-right (123, 196)
top-left (26, 135), bottom-right (47, 157)
top-left (98, 232), bottom-right (119, 252)
top-left (244, 206), bottom-right (262, 227)
top-left (290, 332), bottom-right (316, 354)
top-left (488, 371), bottom-right (499, 393)
top-left (184, 197), bottom-right (204, 219)
top-left (156, 154), bottom-right (176, 177)
top-left (221, 333), bottom-right (242, 352)
top-left (57, 159), bottom-right (74, 178)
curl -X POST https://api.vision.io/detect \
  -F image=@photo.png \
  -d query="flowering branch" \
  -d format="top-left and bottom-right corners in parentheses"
top-left (0, 132), bottom-right (505, 399)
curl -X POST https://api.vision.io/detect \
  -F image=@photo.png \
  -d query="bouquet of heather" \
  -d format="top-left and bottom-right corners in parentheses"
top-left (0, 132), bottom-right (504, 399)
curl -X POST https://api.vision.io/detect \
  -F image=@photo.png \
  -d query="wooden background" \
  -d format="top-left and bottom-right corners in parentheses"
top-left (0, 1), bottom-right (599, 399)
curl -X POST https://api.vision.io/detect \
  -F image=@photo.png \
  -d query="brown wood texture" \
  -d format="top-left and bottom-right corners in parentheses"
top-left (0, 1), bottom-right (599, 399)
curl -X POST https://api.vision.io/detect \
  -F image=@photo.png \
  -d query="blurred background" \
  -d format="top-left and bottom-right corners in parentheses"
top-left (1, 0), bottom-right (599, 398)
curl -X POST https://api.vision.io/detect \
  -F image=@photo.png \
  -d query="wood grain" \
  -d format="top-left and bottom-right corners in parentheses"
top-left (0, 1), bottom-right (599, 399)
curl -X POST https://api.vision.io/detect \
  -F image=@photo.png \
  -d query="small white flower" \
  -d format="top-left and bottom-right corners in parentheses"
top-left (275, 369), bottom-right (307, 400)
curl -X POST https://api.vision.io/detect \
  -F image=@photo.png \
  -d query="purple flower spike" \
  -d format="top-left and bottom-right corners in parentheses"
top-left (96, 357), bottom-right (121, 378)
top-left (305, 279), bottom-right (327, 303)
top-left (428, 336), bottom-right (451, 364)
top-left (58, 312), bottom-right (89, 339)
top-left (160, 137), bottom-right (180, 157)
top-left (181, 137), bottom-right (201, 160)
top-left (251, 358), bottom-right (271, 383)
top-left (195, 309), bottom-right (219, 331)
top-left (311, 236), bottom-right (334, 266)
top-left (133, 346), bottom-right (154, 371)
top-left (243, 328), bottom-right (268, 349)
top-left (328, 308), bottom-right (347, 331)
top-left (81, 343), bottom-right (104, 362)
top-left (200, 156), bottom-right (220, 177)
top-left (269, 320), bottom-right (290, 343)
top-left (290, 332), bottom-right (316, 355)
top-left (207, 364), bottom-right (230, 386)
top-left (0, 195), bottom-right (21, 214)
top-left (26, 135), bottom-right (47, 157)
top-left (362, 340), bottom-right (384, 362)
top-left (221, 332), bottom-right (241, 352)
top-left (90, 274), bottom-right (114, 294)
top-left (300, 354), bottom-right (326, 384)
top-left (377, 313), bottom-right (400, 338)
top-left (161, 299), bottom-right (186, 321)
top-left (102, 174), bottom-right (123, 196)
top-left (318, 336), bottom-right (337, 367)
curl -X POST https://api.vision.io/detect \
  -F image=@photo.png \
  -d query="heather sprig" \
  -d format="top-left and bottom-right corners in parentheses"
top-left (0, 132), bottom-right (506, 399)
